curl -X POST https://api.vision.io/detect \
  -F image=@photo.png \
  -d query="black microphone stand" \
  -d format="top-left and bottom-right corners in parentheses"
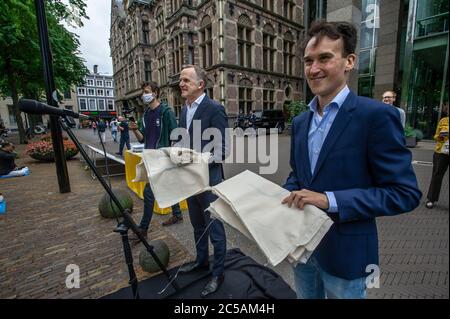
top-left (59, 116), bottom-right (180, 298)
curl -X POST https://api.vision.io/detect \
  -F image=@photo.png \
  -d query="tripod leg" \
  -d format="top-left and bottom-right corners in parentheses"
top-left (115, 223), bottom-right (140, 299)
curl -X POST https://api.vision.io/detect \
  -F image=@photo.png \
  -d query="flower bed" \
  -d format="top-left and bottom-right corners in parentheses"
top-left (26, 137), bottom-right (79, 162)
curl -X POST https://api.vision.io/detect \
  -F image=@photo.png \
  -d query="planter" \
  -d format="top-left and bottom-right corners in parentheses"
top-left (26, 140), bottom-right (79, 162)
top-left (405, 136), bottom-right (417, 148)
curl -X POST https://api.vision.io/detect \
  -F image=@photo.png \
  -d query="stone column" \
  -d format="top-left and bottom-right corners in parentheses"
top-left (327, 0), bottom-right (362, 92)
top-left (373, 0), bottom-right (402, 101)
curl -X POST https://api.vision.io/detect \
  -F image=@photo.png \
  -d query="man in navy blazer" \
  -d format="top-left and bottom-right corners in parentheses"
top-left (176, 65), bottom-right (228, 297)
top-left (282, 21), bottom-right (421, 299)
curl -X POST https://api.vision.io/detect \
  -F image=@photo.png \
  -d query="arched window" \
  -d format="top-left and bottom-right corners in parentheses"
top-left (263, 24), bottom-right (276, 72)
top-left (263, 81), bottom-right (275, 110)
top-left (199, 15), bottom-right (213, 68)
top-left (239, 78), bottom-right (253, 114)
top-left (283, 31), bottom-right (295, 75)
top-left (237, 15), bottom-right (253, 68)
top-left (158, 49), bottom-right (167, 85)
top-left (155, 7), bottom-right (164, 41)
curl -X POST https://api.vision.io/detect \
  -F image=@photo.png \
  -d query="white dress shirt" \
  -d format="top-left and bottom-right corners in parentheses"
top-left (186, 93), bottom-right (206, 130)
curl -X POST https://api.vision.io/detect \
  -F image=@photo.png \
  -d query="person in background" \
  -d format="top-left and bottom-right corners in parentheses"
top-left (97, 119), bottom-right (107, 143)
top-left (115, 116), bottom-right (130, 156)
top-left (382, 90), bottom-right (405, 128)
top-left (110, 118), bottom-right (118, 143)
top-left (425, 103), bottom-right (449, 209)
top-left (0, 142), bottom-right (29, 178)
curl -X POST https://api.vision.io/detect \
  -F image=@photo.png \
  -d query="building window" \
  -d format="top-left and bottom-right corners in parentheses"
top-left (142, 20), bottom-right (150, 44)
top-left (105, 80), bottom-right (113, 87)
top-left (7, 105), bottom-right (16, 125)
top-left (156, 8), bottom-right (164, 42)
top-left (87, 88), bottom-right (95, 96)
top-left (64, 90), bottom-right (72, 99)
top-left (88, 99), bottom-right (96, 111)
top-left (86, 79), bottom-right (94, 86)
top-left (188, 33), bottom-right (195, 64)
top-left (263, 0), bottom-right (274, 11)
top-left (284, 32), bottom-right (295, 75)
top-left (96, 80), bottom-right (104, 87)
top-left (200, 16), bottom-right (213, 68)
top-left (358, 0), bottom-right (380, 98)
top-left (98, 99), bottom-right (106, 111)
top-left (128, 57), bottom-right (134, 91)
top-left (263, 82), bottom-right (275, 110)
top-left (97, 89), bottom-right (104, 96)
top-left (77, 88), bottom-right (86, 95)
top-left (144, 60), bottom-right (152, 82)
top-left (158, 51), bottom-right (167, 85)
top-left (107, 100), bottom-right (114, 111)
top-left (106, 89), bottom-right (113, 97)
top-left (237, 15), bottom-right (253, 68)
top-left (172, 0), bottom-right (181, 14)
top-left (239, 79), bottom-right (253, 114)
top-left (263, 24), bottom-right (276, 72)
top-left (79, 98), bottom-right (87, 111)
top-left (171, 34), bottom-right (184, 74)
top-left (284, 0), bottom-right (295, 20)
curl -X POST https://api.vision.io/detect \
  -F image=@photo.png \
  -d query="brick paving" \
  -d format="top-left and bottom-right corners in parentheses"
top-left (0, 134), bottom-right (192, 299)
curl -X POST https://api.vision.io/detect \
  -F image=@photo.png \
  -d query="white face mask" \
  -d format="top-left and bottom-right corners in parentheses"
top-left (142, 93), bottom-right (154, 104)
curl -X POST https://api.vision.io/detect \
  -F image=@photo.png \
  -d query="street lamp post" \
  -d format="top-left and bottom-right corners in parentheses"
top-left (34, 0), bottom-right (71, 193)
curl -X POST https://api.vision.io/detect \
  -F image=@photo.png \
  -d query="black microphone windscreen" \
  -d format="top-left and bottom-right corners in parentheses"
top-left (18, 99), bottom-right (47, 114)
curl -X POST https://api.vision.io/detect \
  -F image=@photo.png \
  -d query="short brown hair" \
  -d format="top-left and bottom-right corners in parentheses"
top-left (141, 81), bottom-right (160, 98)
top-left (303, 20), bottom-right (357, 57)
top-left (181, 64), bottom-right (207, 87)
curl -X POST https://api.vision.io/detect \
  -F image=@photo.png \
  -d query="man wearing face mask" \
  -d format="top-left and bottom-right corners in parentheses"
top-left (129, 81), bottom-right (183, 241)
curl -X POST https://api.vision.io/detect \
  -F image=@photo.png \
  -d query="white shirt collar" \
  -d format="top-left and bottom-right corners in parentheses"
top-left (186, 93), bottom-right (206, 109)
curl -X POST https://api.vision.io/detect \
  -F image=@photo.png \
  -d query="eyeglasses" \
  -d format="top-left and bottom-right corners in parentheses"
top-left (383, 96), bottom-right (394, 99)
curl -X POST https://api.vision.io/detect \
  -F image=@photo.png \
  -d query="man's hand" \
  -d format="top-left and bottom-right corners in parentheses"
top-left (129, 121), bottom-right (138, 131)
top-left (281, 189), bottom-right (329, 210)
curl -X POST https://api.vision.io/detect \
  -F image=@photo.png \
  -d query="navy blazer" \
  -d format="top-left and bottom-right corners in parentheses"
top-left (179, 95), bottom-right (228, 186)
top-left (284, 91), bottom-right (421, 280)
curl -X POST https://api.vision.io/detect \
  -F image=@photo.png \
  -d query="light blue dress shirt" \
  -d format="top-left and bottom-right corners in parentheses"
top-left (186, 93), bottom-right (206, 129)
top-left (308, 85), bottom-right (350, 213)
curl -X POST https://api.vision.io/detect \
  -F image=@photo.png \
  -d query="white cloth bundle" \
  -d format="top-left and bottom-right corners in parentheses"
top-left (133, 147), bottom-right (211, 208)
top-left (208, 170), bottom-right (333, 266)
top-left (135, 149), bottom-right (333, 266)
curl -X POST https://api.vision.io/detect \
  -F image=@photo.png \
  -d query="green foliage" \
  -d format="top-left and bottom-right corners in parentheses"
top-left (287, 100), bottom-right (309, 124)
top-left (0, 0), bottom-right (89, 143)
top-left (413, 129), bottom-right (424, 141)
top-left (404, 125), bottom-right (417, 138)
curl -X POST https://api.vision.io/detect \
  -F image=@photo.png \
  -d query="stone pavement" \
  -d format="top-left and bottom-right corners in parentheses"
top-left (1, 130), bottom-right (448, 299)
top-left (0, 133), bottom-right (193, 299)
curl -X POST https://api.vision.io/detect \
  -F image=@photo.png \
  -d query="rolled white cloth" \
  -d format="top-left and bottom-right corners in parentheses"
top-left (208, 170), bottom-right (333, 266)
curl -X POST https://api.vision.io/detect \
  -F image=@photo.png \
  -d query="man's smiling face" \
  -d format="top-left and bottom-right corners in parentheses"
top-left (304, 36), bottom-right (355, 104)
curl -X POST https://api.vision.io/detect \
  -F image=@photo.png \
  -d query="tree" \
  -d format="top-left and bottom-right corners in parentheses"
top-left (0, 0), bottom-right (89, 144)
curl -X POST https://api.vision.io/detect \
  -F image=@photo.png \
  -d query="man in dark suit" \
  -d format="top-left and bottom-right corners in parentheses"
top-left (176, 65), bottom-right (228, 297)
top-left (282, 21), bottom-right (421, 299)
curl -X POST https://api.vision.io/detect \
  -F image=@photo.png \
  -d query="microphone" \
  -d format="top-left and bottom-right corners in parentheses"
top-left (18, 99), bottom-right (91, 120)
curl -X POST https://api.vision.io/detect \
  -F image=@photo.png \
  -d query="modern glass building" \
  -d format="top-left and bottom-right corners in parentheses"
top-left (401, 0), bottom-right (448, 138)
top-left (305, 0), bottom-right (449, 138)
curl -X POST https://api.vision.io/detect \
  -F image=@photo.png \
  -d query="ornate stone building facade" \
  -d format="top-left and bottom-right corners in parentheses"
top-left (110, 0), bottom-right (305, 121)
